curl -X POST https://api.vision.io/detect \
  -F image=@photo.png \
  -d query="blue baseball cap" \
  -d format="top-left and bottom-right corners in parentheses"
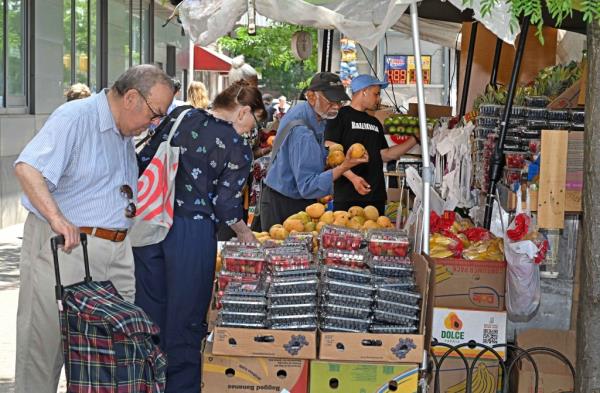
top-left (350, 74), bottom-right (389, 93)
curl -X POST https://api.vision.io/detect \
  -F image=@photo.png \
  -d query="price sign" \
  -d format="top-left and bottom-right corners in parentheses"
top-left (384, 55), bottom-right (407, 85)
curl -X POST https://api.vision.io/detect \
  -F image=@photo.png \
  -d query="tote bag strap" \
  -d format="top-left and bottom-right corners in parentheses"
top-left (166, 109), bottom-right (191, 145)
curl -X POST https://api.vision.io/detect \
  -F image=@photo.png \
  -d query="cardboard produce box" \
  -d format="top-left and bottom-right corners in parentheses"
top-left (201, 342), bottom-right (309, 393)
top-left (432, 257), bottom-right (506, 311)
top-left (212, 327), bottom-right (317, 360)
top-left (318, 253), bottom-right (434, 364)
top-left (431, 307), bottom-right (507, 360)
top-left (310, 360), bottom-right (419, 393)
top-left (367, 107), bottom-right (395, 128)
top-left (407, 103), bottom-right (452, 118)
top-left (515, 329), bottom-right (576, 393)
top-left (429, 356), bottom-right (502, 393)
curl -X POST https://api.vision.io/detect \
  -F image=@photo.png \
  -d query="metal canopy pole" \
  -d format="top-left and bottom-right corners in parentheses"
top-left (459, 22), bottom-right (478, 119)
top-left (320, 29), bottom-right (334, 72)
top-left (483, 18), bottom-right (530, 229)
top-left (490, 37), bottom-right (503, 88)
top-left (409, 1), bottom-right (432, 254)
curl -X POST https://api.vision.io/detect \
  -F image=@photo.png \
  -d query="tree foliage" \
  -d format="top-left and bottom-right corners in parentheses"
top-left (218, 23), bottom-right (318, 98)
top-left (464, 0), bottom-right (600, 44)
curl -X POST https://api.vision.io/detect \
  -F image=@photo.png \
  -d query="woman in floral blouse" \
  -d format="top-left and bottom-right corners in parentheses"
top-left (134, 80), bottom-right (265, 393)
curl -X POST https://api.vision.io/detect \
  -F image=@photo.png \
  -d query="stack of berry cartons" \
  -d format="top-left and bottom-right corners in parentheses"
top-left (265, 244), bottom-right (319, 331)
top-left (311, 225), bottom-right (432, 392)
top-left (212, 240), bottom-right (317, 356)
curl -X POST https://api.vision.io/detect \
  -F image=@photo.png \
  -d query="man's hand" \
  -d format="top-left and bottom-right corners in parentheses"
top-left (48, 214), bottom-right (80, 253)
top-left (340, 147), bottom-right (369, 171)
top-left (351, 176), bottom-right (371, 195)
top-left (230, 220), bottom-right (258, 244)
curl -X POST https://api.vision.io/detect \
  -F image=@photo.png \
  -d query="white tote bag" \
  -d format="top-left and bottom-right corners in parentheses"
top-left (128, 109), bottom-right (191, 247)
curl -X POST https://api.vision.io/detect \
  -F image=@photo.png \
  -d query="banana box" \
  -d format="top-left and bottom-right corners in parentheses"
top-left (430, 257), bottom-right (506, 311)
top-left (201, 342), bottom-right (309, 393)
top-left (310, 360), bottom-right (419, 393)
top-left (429, 357), bottom-right (502, 393)
top-left (431, 307), bottom-right (507, 360)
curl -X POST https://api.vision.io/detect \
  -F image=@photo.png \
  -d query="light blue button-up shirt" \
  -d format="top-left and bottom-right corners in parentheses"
top-left (15, 90), bottom-right (138, 229)
top-left (264, 101), bottom-right (333, 200)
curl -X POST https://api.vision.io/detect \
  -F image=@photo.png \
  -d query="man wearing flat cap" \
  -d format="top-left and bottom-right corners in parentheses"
top-left (260, 72), bottom-right (368, 230)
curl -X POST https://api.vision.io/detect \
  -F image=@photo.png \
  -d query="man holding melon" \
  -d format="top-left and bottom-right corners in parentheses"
top-left (325, 74), bottom-right (418, 215)
top-left (260, 72), bottom-right (368, 231)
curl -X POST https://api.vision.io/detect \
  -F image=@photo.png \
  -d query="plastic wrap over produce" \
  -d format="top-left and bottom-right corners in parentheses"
top-left (179, 0), bottom-right (412, 50)
top-left (448, 0), bottom-right (519, 44)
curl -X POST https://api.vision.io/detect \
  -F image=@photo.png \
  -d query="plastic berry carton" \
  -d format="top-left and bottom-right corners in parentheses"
top-left (526, 107), bottom-right (547, 120)
top-left (547, 121), bottom-right (571, 131)
top-left (524, 139), bottom-right (541, 155)
top-left (268, 277), bottom-right (319, 294)
top-left (219, 310), bottom-right (267, 325)
top-left (321, 303), bottom-right (372, 319)
top-left (267, 313), bottom-right (318, 325)
top-left (373, 298), bottom-right (421, 317)
top-left (504, 151), bottom-right (527, 169)
top-left (526, 119), bottom-right (548, 130)
top-left (216, 316), bottom-right (267, 329)
top-left (478, 104), bottom-right (503, 117)
top-left (571, 110), bottom-right (585, 124)
top-left (372, 309), bottom-right (420, 326)
top-left (547, 109), bottom-right (570, 121)
top-left (474, 127), bottom-right (497, 139)
top-left (283, 232), bottom-right (315, 251)
top-left (321, 278), bottom-right (374, 297)
top-left (269, 321), bottom-right (318, 331)
top-left (321, 248), bottom-right (368, 270)
top-left (375, 287), bottom-right (421, 306)
top-left (319, 225), bottom-right (364, 251)
top-left (521, 127), bottom-right (542, 138)
top-left (221, 247), bottom-right (266, 275)
top-left (268, 291), bottom-right (317, 306)
top-left (503, 168), bottom-right (523, 185)
top-left (217, 271), bottom-right (262, 294)
top-left (367, 229), bottom-right (410, 257)
top-left (220, 295), bottom-right (267, 313)
top-left (321, 265), bottom-right (372, 284)
top-left (267, 247), bottom-right (313, 271)
top-left (371, 276), bottom-right (417, 291)
top-left (267, 302), bottom-right (316, 316)
top-left (369, 324), bottom-right (419, 334)
top-left (368, 262), bottom-right (414, 279)
top-left (223, 280), bottom-right (268, 298)
top-left (525, 95), bottom-right (550, 108)
top-left (321, 291), bottom-right (373, 309)
top-left (271, 265), bottom-right (318, 278)
top-left (510, 106), bottom-right (528, 118)
top-left (320, 315), bottom-right (371, 333)
top-left (477, 116), bottom-right (499, 128)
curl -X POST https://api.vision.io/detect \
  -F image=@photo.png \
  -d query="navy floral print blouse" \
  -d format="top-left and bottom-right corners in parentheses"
top-left (137, 109), bottom-right (252, 226)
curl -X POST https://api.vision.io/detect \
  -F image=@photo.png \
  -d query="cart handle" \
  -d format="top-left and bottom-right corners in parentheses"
top-left (51, 233), bottom-right (91, 302)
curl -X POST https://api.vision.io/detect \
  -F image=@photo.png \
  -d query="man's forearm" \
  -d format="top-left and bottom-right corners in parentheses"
top-left (14, 162), bottom-right (64, 222)
top-left (342, 169), bottom-right (358, 181)
top-left (381, 137), bottom-right (418, 162)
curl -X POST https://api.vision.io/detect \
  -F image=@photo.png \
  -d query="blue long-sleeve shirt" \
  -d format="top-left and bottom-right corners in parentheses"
top-left (264, 101), bottom-right (333, 200)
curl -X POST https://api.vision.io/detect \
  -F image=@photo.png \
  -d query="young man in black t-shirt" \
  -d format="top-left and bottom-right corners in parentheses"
top-left (325, 74), bottom-right (418, 214)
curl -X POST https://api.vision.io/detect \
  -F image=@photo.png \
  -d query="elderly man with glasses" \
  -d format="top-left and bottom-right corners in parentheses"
top-left (13, 64), bottom-right (174, 393)
top-left (260, 72), bottom-right (369, 231)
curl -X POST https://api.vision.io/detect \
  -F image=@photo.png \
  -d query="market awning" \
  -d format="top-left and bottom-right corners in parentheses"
top-left (194, 46), bottom-right (232, 72)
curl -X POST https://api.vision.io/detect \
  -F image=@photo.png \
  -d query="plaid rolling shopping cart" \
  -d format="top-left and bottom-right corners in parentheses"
top-left (51, 233), bottom-right (167, 393)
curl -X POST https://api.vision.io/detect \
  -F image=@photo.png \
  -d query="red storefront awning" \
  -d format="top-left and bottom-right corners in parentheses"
top-left (194, 46), bottom-right (232, 73)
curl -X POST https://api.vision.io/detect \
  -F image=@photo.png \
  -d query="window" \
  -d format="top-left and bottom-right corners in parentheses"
top-left (107, 0), bottom-right (150, 85)
top-left (0, 0), bottom-right (26, 107)
top-left (63, 0), bottom-right (97, 91)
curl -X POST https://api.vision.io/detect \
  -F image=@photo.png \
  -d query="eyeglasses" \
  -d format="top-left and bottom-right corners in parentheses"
top-left (135, 89), bottom-right (167, 121)
top-left (120, 184), bottom-right (137, 218)
top-left (316, 92), bottom-right (345, 109)
top-left (250, 111), bottom-right (260, 131)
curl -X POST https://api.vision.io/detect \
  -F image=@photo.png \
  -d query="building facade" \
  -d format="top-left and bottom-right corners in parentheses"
top-left (0, 0), bottom-right (190, 228)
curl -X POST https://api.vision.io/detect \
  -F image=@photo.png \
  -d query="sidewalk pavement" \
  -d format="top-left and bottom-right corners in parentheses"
top-left (0, 223), bottom-right (66, 393)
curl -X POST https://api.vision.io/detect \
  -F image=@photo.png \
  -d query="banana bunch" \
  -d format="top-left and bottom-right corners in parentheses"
top-left (429, 233), bottom-right (460, 259)
top-left (462, 238), bottom-right (504, 261)
top-left (435, 264), bottom-right (453, 284)
top-left (446, 363), bottom-right (496, 393)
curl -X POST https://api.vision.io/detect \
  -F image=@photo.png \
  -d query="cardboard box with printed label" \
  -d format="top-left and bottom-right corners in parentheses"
top-left (212, 327), bottom-right (317, 360)
top-left (515, 329), bottom-right (576, 393)
top-left (431, 307), bottom-right (507, 360)
top-left (310, 360), bottom-right (419, 393)
top-left (201, 342), bottom-right (309, 393)
top-left (318, 253), bottom-right (434, 364)
top-left (431, 257), bottom-right (506, 311)
top-left (429, 356), bottom-right (502, 393)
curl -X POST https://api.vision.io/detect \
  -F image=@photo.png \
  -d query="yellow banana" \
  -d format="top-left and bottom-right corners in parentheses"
top-left (446, 375), bottom-right (466, 393)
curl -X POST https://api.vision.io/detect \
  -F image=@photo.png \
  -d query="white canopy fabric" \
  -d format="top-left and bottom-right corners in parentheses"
top-left (178, 0), bottom-right (521, 50)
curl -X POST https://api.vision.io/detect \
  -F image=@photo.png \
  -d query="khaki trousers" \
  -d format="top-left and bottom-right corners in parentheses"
top-left (15, 213), bottom-right (135, 393)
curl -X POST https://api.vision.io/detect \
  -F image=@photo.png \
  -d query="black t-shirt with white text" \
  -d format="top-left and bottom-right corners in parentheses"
top-left (326, 106), bottom-right (389, 203)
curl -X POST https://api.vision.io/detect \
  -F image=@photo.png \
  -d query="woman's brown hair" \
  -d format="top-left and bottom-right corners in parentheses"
top-left (212, 80), bottom-right (266, 121)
